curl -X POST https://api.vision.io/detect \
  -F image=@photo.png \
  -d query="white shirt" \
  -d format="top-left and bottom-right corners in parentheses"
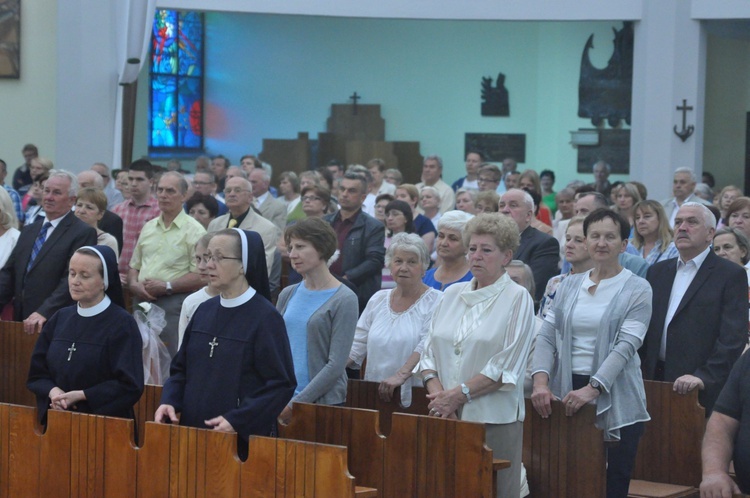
top-left (41, 212), bottom-right (69, 241)
top-left (660, 246), bottom-right (711, 360)
top-left (568, 269), bottom-right (632, 374)
top-left (0, 227), bottom-right (20, 268)
top-left (254, 191), bottom-right (269, 209)
top-left (350, 288), bottom-right (441, 406)
top-left (178, 287), bottom-right (214, 347)
top-left (418, 274), bottom-right (535, 424)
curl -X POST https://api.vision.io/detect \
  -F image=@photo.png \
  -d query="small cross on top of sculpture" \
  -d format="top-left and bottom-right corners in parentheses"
top-left (481, 73), bottom-right (510, 117)
top-left (349, 91), bottom-right (361, 115)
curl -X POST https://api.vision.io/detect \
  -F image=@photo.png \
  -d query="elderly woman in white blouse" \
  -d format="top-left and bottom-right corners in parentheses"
top-left (349, 233), bottom-right (440, 406)
top-left (419, 213), bottom-right (535, 498)
top-left (531, 208), bottom-right (652, 498)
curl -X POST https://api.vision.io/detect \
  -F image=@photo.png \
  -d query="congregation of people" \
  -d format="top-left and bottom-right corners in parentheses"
top-left (0, 142), bottom-right (747, 497)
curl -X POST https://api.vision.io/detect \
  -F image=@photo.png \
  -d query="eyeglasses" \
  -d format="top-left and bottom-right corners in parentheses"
top-left (478, 177), bottom-right (499, 184)
top-left (302, 195), bottom-right (322, 202)
top-left (193, 181), bottom-right (214, 186)
top-left (197, 253), bottom-right (242, 264)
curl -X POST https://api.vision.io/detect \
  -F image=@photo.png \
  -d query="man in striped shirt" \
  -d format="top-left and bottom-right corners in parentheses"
top-left (113, 160), bottom-right (160, 281)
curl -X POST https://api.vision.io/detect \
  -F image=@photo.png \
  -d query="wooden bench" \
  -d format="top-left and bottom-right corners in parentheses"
top-left (522, 397), bottom-right (607, 497)
top-left (280, 401), bottom-right (506, 498)
top-left (629, 380), bottom-right (706, 498)
top-left (0, 320), bottom-right (37, 407)
top-left (0, 402), bottom-right (373, 497)
top-left (345, 379), bottom-right (430, 434)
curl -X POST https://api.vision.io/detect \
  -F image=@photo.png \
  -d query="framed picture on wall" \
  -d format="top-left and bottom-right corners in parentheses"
top-left (0, 0), bottom-right (20, 79)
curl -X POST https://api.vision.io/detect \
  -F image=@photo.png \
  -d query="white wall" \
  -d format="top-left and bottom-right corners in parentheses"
top-left (0, 0), bottom-right (57, 174)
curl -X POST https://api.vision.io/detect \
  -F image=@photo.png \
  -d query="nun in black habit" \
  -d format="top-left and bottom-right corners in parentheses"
top-left (27, 245), bottom-right (144, 424)
top-left (156, 228), bottom-right (296, 442)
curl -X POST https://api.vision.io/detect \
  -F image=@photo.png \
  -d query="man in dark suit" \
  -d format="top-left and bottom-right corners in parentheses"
top-left (0, 170), bottom-right (97, 334)
top-left (499, 188), bottom-right (559, 302)
top-left (642, 202), bottom-right (747, 413)
top-left (324, 171), bottom-right (385, 312)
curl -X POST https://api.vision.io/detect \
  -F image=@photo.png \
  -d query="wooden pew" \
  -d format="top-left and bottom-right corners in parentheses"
top-left (133, 383), bottom-right (163, 446)
top-left (629, 380), bottom-right (705, 498)
top-left (280, 402), bottom-right (504, 498)
top-left (0, 402), bottom-right (371, 497)
top-left (522, 398), bottom-right (607, 497)
top-left (0, 320), bottom-right (37, 407)
top-left (346, 379), bottom-right (429, 434)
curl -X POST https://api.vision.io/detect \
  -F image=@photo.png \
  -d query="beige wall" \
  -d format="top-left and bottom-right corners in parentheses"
top-left (0, 0), bottom-right (57, 176)
top-left (704, 34), bottom-right (750, 191)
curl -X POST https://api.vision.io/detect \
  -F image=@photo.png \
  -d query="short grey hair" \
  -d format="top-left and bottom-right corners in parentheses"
top-left (505, 188), bottom-right (535, 211)
top-left (693, 182), bottom-right (713, 200)
top-left (249, 167), bottom-right (269, 182)
top-left (47, 169), bottom-right (79, 197)
top-left (674, 167), bottom-right (697, 183)
top-left (506, 260), bottom-right (535, 297)
top-left (160, 171), bottom-right (189, 194)
top-left (420, 185), bottom-right (441, 203)
top-left (424, 155), bottom-right (444, 170)
top-left (79, 170), bottom-right (104, 188)
top-left (437, 210), bottom-right (473, 236)
top-left (385, 232), bottom-right (430, 271)
top-left (592, 161), bottom-right (611, 173)
top-left (228, 166), bottom-right (248, 179)
top-left (455, 188), bottom-right (478, 203)
top-left (680, 201), bottom-right (716, 229)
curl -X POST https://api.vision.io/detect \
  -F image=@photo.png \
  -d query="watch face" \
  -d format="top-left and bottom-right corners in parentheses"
top-left (462, 385), bottom-right (469, 394)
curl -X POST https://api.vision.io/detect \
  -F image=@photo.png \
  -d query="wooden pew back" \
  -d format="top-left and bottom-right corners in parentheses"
top-left (345, 379), bottom-right (430, 434)
top-left (280, 402), bottom-right (496, 498)
top-left (632, 380), bottom-right (705, 488)
top-left (522, 398), bottom-right (607, 497)
top-left (0, 403), bottom-right (363, 498)
top-left (0, 321), bottom-right (37, 407)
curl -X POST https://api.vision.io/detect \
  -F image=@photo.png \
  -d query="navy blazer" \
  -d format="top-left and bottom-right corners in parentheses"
top-left (641, 250), bottom-right (748, 413)
top-left (0, 211), bottom-right (97, 320)
top-left (514, 226), bottom-right (560, 303)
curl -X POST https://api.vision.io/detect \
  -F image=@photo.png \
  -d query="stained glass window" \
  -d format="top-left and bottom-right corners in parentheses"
top-left (149, 10), bottom-right (204, 152)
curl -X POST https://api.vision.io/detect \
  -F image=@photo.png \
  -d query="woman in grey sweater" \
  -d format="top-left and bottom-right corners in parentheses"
top-left (531, 208), bottom-right (652, 498)
top-left (276, 217), bottom-right (358, 425)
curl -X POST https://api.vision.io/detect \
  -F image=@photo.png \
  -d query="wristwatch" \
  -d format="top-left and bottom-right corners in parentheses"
top-left (461, 383), bottom-right (472, 403)
top-left (589, 379), bottom-right (604, 394)
top-left (165, 281), bottom-right (173, 296)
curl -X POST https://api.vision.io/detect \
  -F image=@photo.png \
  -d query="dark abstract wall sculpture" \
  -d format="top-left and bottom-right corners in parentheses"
top-left (578, 22), bottom-right (633, 127)
top-left (481, 72), bottom-right (510, 117)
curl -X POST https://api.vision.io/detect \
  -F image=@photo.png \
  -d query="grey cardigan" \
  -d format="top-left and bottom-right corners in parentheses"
top-left (531, 270), bottom-right (652, 440)
top-left (277, 283), bottom-right (358, 406)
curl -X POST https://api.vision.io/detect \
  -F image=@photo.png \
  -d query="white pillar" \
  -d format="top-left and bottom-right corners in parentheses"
top-left (56, 1), bottom-right (119, 171)
top-left (630, 0), bottom-right (706, 201)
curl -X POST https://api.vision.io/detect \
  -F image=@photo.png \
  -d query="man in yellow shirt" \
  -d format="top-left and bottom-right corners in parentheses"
top-left (128, 172), bottom-right (206, 358)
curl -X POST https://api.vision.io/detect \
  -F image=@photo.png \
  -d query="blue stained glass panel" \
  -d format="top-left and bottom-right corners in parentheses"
top-left (177, 78), bottom-right (202, 148)
top-left (149, 9), bottom-right (204, 151)
top-left (177, 12), bottom-right (203, 76)
top-left (150, 75), bottom-right (178, 147)
top-left (151, 10), bottom-right (178, 75)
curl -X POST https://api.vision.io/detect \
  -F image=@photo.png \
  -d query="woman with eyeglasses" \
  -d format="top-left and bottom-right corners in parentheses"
top-left (156, 229), bottom-right (294, 452)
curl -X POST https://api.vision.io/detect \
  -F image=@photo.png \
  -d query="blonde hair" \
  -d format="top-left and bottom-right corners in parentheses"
top-left (632, 200), bottom-right (673, 250)
top-left (0, 188), bottom-right (18, 230)
top-left (463, 213), bottom-right (520, 254)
